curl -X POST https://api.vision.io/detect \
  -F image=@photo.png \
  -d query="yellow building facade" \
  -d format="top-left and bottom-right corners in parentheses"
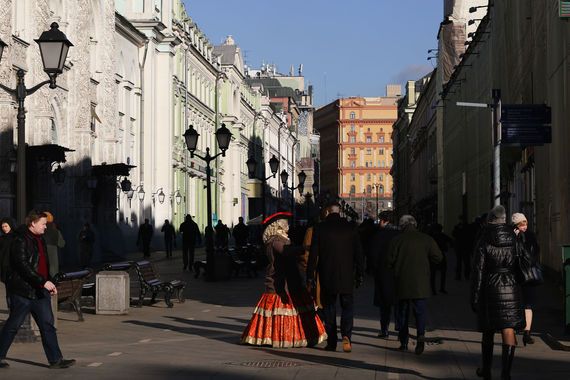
top-left (339, 96), bottom-right (398, 218)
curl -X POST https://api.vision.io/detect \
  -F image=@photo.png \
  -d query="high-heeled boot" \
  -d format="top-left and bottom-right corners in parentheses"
top-left (501, 344), bottom-right (516, 380)
top-left (522, 330), bottom-right (534, 345)
top-left (476, 335), bottom-right (494, 379)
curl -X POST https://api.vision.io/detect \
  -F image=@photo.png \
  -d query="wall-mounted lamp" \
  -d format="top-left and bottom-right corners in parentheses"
top-left (469, 5), bottom-right (489, 13)
top-left (127, 184), bottom-right (145, 203)
top-left (51, 163), bottom-right (66, 185)
top-left (173, 190), bottom-right (182, 205)
top-left (152, 187), bottom-right (166, 204)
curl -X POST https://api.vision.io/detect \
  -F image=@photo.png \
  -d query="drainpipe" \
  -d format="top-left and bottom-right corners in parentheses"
top-left (139, 39), bottom-right (149, 183)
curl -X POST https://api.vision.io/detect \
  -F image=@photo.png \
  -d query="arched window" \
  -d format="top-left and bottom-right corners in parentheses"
top-left (350, 185), bottom-right (356, 194)
top-left (349, 112), bottom-right (356, 119)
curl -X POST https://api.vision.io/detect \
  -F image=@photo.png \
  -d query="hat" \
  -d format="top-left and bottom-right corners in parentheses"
top-left (44, 211), bottom-right (54, 223)
top-left (511, 212), bottom-right (527, 226)
top-left (262, 211), bottom-right (292, 227)
top-left (487, 205), bottom-right (506, 224)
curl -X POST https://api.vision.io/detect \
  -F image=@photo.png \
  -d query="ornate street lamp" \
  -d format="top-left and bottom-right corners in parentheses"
top-left (174, 190), bottom-right (182, 205)
top-left (0, 23), bottom-right (73, 223)
top-left (281, 169), bottom-right (307, 221)
top-left (183, 123), bottom-right (232, 281)
top-left (247, 155), bottom-right (280, 220)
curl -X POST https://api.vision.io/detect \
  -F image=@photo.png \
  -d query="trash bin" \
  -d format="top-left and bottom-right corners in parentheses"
top-left (96, 271), bottom-right (130, 315)
top-left (562, 245), bottom-right (570, 334)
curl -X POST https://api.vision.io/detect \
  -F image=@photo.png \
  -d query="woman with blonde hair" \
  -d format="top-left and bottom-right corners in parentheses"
top-left (512, 212), bottom-right (542, 345)
top-left (241, 212), bottom-right (326, 348)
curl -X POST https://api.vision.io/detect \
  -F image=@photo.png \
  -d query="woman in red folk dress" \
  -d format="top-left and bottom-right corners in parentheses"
top-left (241, 212), bottom-right (327, 348)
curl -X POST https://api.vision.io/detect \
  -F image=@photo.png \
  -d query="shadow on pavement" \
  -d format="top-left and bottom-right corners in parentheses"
top-left (165, 316), bottom-right (245, 334)
top-left (122, 319), bottom-right (240, 344)
top-left (5, 357), bottom-right (48, 368)
top-left (260, 348), bottom-right (442, 380)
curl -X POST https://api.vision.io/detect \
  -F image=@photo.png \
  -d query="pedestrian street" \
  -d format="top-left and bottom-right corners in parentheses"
top-left (0, 249), bottom-right (568, 380)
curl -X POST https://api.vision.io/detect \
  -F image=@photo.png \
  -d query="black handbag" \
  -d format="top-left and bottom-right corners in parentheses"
top-left (515, 240), bottom-right (544, 285)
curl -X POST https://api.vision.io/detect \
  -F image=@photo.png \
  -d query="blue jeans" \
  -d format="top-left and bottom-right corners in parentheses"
top-left (0, 290), bottom-right (63, 364)
top-left (322, 293), bottom-right (354, 346)
top-left (397, 299), bottom-right (427, 345)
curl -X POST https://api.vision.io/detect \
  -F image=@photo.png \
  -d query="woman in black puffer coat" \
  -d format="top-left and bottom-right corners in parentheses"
top-left (471, 205), bottom-right (524, 380)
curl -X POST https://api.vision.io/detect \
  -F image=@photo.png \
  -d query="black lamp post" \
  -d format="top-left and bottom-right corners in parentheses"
top-left (280, 169), bottom-right (306, 223)
top-left (0, 23), bottom-right (73, 223)
top-left (246, 155), bottom-right (279, 220)
top-left (184, 123), bottom-right (231, 281)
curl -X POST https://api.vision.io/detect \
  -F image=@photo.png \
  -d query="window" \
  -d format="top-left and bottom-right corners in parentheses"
top-left (350, 185), bottom-right (356, 194)
top-left (350, 148), bottom-right (355, 154)
top-left (350, 136), bottom-right (356, 143)
top-left (351, 173), bottom-right (355, 181)
top-left (379, 136), bottom-right (385, 143)
top-left (367, 128), bottom-right (370, 132)
top-left (350, 162), bottom-right (356, 168)
top-left (367, 185), bottom-right (372, 194)
top-left (366, 148), bottom-right (372, 155)
top-left (350, 112), bottom-right (356, 119)
top-left (379, 148), bottom-right (384, 155)
top-left (365, 162), bottom-right (368, 168)
top-left (379, 174), bottom-right (384, 181)
top-left (366, 137), bottom-right (372, 143)
top-left (367, 173), bottom-right (371, 180)
top-left (350, 124), bottom-right (355, 132)
top-left (380, 185), bottom-right (384, 194)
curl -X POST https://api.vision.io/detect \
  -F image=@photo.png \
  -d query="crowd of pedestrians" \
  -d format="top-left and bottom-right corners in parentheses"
top-left (0, 203), bottom-right (544, 377)
top-left (236, 201), bottom-right (543, 380)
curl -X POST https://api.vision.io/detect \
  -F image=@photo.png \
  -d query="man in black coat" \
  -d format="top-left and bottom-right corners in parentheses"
top-left (137, 219), bottom-right (153, 258)
top-left (161, 219), bottom-right (176, 258)
top-left (370, 210), bottom-right (400, 338)
top-left (232, 217), bottom-right (249, 248)
top-left (179, 215), bottom-right (201, 271)
top-left (307, 203), bottom-right (364, 352)
top-left (0, 210), bottom-right (75, 369)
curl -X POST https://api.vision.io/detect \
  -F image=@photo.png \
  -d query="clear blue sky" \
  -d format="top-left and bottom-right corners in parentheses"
top-left (183, 0), bottom-right (443, 106)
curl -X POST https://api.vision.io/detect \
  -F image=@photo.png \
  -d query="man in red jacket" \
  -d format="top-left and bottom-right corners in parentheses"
top-left (0, 210), bottom-right (75, 369)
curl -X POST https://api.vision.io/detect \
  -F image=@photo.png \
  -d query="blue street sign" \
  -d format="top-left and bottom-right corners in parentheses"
top-left (501, 104), bottom-right (552, 145)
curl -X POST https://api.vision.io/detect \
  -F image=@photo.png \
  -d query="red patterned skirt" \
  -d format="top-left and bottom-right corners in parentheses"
top-left (241, 291), bottom-right (327, 348)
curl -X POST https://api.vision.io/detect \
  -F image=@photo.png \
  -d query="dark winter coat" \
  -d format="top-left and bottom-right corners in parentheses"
top-left (307, 213), bottom-right (364, 296)
top-left (371, 224), bottom-right (400, 306)
top-left (470, 224), bottom-right (525, 331)
top-left (180, 219), bottom-right (200, 245)
top-left (5, 229), bottom-right (51, 299)
top-left (388, 227), bottom-right (442, 300)
top-left (264, 235), bottom-right (304, 294)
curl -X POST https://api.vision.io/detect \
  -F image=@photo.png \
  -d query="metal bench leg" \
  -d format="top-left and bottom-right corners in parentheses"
top-left (164, 286), bottom-right (174, 308)
top-left (177, 287), bottom-right (186, 303)
top-left (151, 291), bottom-right (158, 304)
top-left (138, 288), bottom-right (146, 307)
top-left (72, 299), bottom-right (84, 322)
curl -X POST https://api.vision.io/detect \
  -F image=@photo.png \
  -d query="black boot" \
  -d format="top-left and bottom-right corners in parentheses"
top-left (501, 344), bottom-right (515, 380)
top-left (476, 334), bottom-right (493, 379)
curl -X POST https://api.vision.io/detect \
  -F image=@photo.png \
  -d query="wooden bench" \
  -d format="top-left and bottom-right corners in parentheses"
top-left (133, 260), bottom-right (185, 308)
top-left (228, 246), bottom-right (258, 278)
top-left (103, 261), bottom-right (134, 271)
top-left (53, 269), bottom-right (93, 321)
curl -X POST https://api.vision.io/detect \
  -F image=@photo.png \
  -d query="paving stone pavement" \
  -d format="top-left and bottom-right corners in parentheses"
top-left (0, 248), bottom-right (568, 379)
